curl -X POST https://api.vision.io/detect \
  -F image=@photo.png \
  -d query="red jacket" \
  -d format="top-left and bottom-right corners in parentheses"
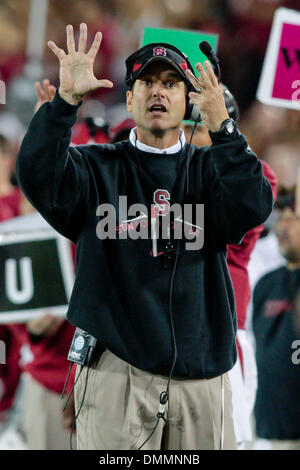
top-left (10, 321), bottom-right (75, 395)
top-left (227, 161), bottom-right (278, 330)
top-left (0, 189), bottom-right (22, 412)
top-left (10, 242), bottom-right (76, 395)
top-left (0, 325), bottom-right (22, 413)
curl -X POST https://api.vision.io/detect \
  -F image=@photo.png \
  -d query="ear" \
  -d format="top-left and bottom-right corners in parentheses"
top-left (126, 90), bottom-right (133, 113)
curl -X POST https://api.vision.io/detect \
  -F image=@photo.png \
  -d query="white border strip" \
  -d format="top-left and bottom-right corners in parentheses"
top-left (0, 305), bottom-right (67, 324)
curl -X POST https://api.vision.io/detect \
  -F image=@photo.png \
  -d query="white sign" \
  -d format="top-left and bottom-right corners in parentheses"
top-left (257, 8), bottom-right (300, 110)
top-left (0, 214), bottom-right (74, 323)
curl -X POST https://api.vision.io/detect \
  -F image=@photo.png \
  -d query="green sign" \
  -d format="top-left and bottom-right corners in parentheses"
top-left (142, 27), bottom-right (218, 76)
top-left (142, 27), bottom-right (219, 125)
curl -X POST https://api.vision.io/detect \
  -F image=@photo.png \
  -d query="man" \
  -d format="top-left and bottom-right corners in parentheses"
top-left (16, 24), bottom-right (272, 450)
top-left (252, 200), bottom-right (300, 450)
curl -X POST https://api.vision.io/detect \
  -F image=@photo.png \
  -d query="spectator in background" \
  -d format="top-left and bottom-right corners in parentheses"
top-left (0, 80), bottom-right (77, 450)
top-left (0, 325), bottom-right (22, 433)
top-left (263, 144), bottom-right (300, 190)
top-left (246, 187), bottom-right (289, 307)
top-left (110, 118), bottom-right (135, 143)
top-left (10, 318), bottom-right (76, 450)
top-left (252, 197), bottom-right (300, 450)
top-left (238, 102), bottom-right (285, 158)
top-left (71, 116), bottom-right (110, 145)
top-left (0, 133), bottom-right (24, 449)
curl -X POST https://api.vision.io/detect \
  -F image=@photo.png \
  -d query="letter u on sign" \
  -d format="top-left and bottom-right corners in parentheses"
top-left (5, 257), bottom-right (34, 304)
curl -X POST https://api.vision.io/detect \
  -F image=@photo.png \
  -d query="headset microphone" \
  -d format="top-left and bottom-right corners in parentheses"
top-left (199, 41), bottom-right (221, 82)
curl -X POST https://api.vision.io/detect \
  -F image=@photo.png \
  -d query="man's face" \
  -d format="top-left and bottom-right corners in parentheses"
top-left (126, 62), bottom-right (186, 134)
top-left (276, 207), bottom-right (300, 263)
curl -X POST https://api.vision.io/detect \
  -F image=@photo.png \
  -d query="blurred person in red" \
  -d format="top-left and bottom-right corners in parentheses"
top-left (10, 315), bottom-right (76, 450)
top-left (0, 325), bottom-right (22, 438)
top-left (110, 118), bottom-right (135, 143)
top-left (0, 134), bottom-right (23, 440)
top-left (182, 87), bottom-right (277, 448)
top-left (4, 80), bottom-right (77, 449)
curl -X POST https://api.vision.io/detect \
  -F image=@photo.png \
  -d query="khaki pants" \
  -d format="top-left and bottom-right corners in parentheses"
top-left (22, 373), bottom-right (75, 450)
top-left (74, 350), bottom-right (237, 450)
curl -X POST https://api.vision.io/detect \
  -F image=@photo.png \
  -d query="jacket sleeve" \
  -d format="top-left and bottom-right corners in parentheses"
top-left (204, 128), bottom-right (274, 244)
top-left (16, 92), bottom-right (90, 243)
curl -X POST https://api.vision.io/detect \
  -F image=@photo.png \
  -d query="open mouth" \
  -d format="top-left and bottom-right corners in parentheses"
top-left (148, 103), bottom-right (168, 114)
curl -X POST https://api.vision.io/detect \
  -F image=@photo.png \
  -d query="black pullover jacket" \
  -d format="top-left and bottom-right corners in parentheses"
top-left (253, 266), bottom-right (300, 439)
top-left (16, 93), bottom-right (273, 379)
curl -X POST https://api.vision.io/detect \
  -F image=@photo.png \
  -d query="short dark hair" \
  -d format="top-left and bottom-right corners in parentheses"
top-left (125, 43), bottom-right (195, 91)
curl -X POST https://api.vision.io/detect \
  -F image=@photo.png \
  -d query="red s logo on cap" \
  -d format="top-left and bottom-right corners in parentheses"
top-left (153, 47), bottom-right (167, 57)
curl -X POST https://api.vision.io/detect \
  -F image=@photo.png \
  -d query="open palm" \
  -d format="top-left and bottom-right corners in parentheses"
top-left (48, 23), bottom-right (113, 105)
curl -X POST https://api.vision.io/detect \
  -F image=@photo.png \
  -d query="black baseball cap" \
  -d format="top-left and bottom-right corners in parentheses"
top-left (125, 42), bottom-right (195, 90)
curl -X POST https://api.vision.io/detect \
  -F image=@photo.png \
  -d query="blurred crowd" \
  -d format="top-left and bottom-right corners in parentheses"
top-left (0, 0), bottom-right (299, 451)
top-left (0, 0), bottom-right (299, 182)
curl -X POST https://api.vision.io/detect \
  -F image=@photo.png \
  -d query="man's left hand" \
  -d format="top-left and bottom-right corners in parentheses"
top-left (185, 61), bottom-right (229, 132)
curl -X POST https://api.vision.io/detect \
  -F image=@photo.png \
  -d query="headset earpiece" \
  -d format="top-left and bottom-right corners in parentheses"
top-left (181, 56), bottom-right (200, 122)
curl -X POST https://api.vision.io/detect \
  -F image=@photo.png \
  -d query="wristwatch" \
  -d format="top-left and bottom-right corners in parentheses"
top-left (211, 118), bottom-right (237, 136)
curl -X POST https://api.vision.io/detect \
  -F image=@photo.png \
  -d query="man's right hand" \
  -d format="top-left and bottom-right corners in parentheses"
top-left (34, 79), bottom-right (56, 113)
top-left (47, 23), bottom-right (113, 106)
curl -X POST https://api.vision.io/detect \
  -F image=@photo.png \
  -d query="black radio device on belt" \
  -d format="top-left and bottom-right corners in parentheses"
top-left (67, 327), bottom-right (97, 367)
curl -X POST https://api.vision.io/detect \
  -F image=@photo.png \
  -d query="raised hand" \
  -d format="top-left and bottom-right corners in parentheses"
top-left (185, 61), bottom-right (229, 132)
top-left (34, 79), bottom-right (56, 113)
top-left (48, 23), bottom-right (113, 106)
